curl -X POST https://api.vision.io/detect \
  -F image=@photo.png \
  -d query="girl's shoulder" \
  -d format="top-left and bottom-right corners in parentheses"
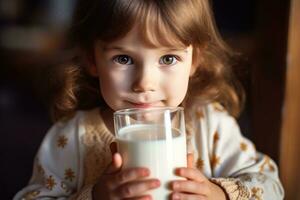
top-left (187, 102), bottom-right (238, 136)
top-left (42, 108), bottom-right (104, 145)
top-left (49, 109), bottom-right (96, 132)
top-left (52, 108), bottom-right (104, 130)
top-left (189, 102), bottom-right (230, 121)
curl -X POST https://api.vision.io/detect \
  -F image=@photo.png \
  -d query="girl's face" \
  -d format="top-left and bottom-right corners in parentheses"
top-left (92, 26), bottom-right (195, 111)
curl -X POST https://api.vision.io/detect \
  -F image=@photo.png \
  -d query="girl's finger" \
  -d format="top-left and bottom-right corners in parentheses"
top-left (171, 192), bottom-right (206, 200)
top-left (103, 153), bottom-right (123, 175)
top-left (108, 167), bottom-right (151, 189)
top-left (112, 152), bottom-right (122, 169)
top-left (171, 180), bottom-right (209, 195)
top-left (176, 167), bottom-right (206, 182)
top-left (114, 179), bottom-right (160, 198)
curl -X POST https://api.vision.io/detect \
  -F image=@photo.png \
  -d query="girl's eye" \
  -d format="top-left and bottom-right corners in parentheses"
top-left (159, 55), bottom-right (179, 66)
top-left (113, 55), bottom-right (133, 65)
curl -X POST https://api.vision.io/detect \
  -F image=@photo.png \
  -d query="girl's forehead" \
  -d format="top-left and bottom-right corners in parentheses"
top-left (99, 25), bottom-right (189, 49)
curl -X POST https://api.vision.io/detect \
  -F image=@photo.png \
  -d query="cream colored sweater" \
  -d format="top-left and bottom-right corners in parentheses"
top-left (13, 103), bottom-right (284, 200)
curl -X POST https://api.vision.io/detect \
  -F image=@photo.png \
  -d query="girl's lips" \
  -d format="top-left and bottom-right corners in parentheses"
top-left (128, 102), bottom-right (158, 108)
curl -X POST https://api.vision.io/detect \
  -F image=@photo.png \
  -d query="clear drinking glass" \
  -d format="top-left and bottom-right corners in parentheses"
top-left (114, 107), bottom-right (187, 200)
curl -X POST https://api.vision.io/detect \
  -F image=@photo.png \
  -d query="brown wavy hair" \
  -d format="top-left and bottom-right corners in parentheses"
top-left (49, 0), bottom-right (245, 121)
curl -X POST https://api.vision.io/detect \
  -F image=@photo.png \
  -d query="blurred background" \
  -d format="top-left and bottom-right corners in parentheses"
top-left (0, 0), bottom-right (298, 199)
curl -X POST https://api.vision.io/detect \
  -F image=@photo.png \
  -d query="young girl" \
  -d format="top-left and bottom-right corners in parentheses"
top-left (14, 0), bottom-right (284, 199)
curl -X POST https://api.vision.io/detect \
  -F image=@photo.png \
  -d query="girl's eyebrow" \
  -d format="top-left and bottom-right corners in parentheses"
top-left (160, 48), bottom-right (189, 53)
top-left (102, 46), bottom-right (126, 52)
top-left (102, 45), bottom-right (188, 53)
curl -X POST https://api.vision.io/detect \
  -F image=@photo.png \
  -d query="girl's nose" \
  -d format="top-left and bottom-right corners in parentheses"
top-left (131, 66), bottom-right (157, 93)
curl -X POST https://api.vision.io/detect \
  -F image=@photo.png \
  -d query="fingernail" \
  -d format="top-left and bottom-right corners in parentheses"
top-left (152, 180), bottom-right (160, 187)
top-left (175, 168), bottom-right (181, 175)
top-left (142, 169), bottom-right (150, 176)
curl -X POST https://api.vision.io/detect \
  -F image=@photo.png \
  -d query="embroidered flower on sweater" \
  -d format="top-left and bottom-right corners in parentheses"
top-left (210, 154), bottom-right (220, 169)
top-left (196, 108), bottom-right (204, 119)
top-left (45, 175), bottom-right (57, 190)
top-left (213, 131), bottom-right (219, 144)
top-left (251, 187), bottom-right (264, 200)
top-left (211, 131), bottom-right (220, 169)
top-left (196, 158), bottom-right (204, 170)
top-left (259, 156), bottom-right (275, 172)
top-left (57, 135), bottom-right (68, 148)
top-left (240, 142), bottom-right (248, 151)
top-left (64, 168), bottom-right (75, 182)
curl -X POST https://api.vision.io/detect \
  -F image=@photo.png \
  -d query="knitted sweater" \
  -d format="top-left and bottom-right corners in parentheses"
top-left (13, 103), bottom-right (284, 200)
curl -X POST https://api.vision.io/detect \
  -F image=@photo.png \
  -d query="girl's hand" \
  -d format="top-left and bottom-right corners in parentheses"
top-left (92, 142), bottom-right (161, 200)
top-left (170, 154), bottom-right (227, 200)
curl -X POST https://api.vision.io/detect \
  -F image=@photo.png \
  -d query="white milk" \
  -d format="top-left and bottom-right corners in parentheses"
top-left (117, 124), bottom-right (187, 200)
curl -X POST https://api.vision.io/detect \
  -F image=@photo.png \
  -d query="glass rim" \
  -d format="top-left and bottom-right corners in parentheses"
top-left (114, 106), bottom-right (183, 116)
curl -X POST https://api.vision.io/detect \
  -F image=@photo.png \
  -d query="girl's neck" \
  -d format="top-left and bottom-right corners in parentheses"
top-left (99, 106), bottom-right (115, 135)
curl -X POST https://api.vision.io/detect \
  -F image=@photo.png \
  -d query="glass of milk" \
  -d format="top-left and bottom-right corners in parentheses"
top-left (114, 107), bottom-right (187, 200)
